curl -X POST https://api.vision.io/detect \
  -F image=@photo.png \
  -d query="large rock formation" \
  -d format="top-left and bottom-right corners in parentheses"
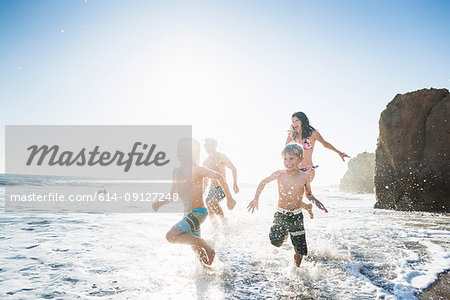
top-left (340, 152), bottom-right (375, 193)
top-left (374, 88), bottom-right (449, 212)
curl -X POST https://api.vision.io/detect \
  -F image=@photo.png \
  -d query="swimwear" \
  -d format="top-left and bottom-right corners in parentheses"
top-left (269, 207), bottom-right (307, 255)
top-left (301, 138), bottom-right (313, 150)
top-left (172, 207), bottom-right (208, 237)
top-left (206, 185), bottom-right (226, 203)
top-left (299, 165), bottom-right (319, 172)
top-left (288, 135), bottom-right (312, 150)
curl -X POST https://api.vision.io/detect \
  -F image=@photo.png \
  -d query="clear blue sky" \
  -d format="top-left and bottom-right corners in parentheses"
top-left (1, 0), bottom-right (449, 184)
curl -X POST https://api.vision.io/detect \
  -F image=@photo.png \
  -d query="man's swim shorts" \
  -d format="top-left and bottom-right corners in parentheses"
top-left (206, 185), bottom-right (226, 203)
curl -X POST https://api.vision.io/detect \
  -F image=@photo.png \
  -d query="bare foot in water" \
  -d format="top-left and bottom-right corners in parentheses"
top-left (193, 246), bottom-right (208, 265)
top-left (202, 264), bottom-right (214, 273)
top-left (294, 249), bottom-right (303, 267)
top-left (204, 245), bottom-right (216, 265)
top-left (294, 252), bottom-right (303, 267)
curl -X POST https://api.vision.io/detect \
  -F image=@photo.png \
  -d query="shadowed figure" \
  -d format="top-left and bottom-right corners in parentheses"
top-left (202, 138), bottom-right (239, 228)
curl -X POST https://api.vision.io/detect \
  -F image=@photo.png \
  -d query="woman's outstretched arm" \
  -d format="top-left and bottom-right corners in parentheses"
top-left (311, 131), bottom-right (350, 161)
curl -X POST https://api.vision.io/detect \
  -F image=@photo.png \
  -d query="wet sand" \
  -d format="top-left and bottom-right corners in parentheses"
top-left (420, 271), bottom-right (450, 300)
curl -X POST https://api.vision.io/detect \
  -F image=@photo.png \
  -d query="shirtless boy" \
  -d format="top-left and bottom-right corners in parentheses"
top-left (247, 143), bottom-right (328, 267)
top-left (153, 138), bottom-right (236, 266)
top-left (203, 138), bottom-right (239, 226)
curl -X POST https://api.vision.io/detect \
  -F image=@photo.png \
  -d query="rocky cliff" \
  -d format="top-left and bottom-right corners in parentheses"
top-left (340, 152), bottom-right (375, 193)
top-left (374, 88), bottom-right (449, 212)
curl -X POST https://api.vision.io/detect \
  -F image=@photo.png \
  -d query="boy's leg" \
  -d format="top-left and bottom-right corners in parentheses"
top-left (206, 188), bottom-right (221, 223)
top-left (289, 213), bottom-right (308, 267)
top-left (206, 200), bottom-right (219, 228)
top-left (294, 248), bottom-right (303, 267)
top-left (192, 246), bottom-right (209, 265)
top-left (167, 210), bottom-right (214, 265)
top-left (207, 199), bottom-right (223, 216)
top-left (206, 186), bottom-right (226, 221)
top-left (209, 199), bottom-right (225, 219)
top-left (166, 229), bottom-right (215, 265)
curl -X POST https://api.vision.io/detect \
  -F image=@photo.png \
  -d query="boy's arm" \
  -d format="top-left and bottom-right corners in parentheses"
top-left (304, 179), bottom-right (328, 213)
top-left (221, 154), bottom-right (239, 194)
top-left (247, 172), bottom-right (278, 213)
top-left (200, 167), bottom-right (236, 210)
top-left (152, 169), bottom-right (177, 212)
top-left (312, 131), bottom-right (350, 162)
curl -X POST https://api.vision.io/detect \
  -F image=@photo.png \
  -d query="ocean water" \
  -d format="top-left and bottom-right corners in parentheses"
top-left (0, 179), bottom-right (449, 299)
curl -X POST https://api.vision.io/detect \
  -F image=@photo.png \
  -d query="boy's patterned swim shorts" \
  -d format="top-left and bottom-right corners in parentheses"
top-left (269, 210), bottom-right (307, 255)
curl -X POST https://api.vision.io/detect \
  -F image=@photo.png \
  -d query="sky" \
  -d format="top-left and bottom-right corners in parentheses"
top-left (1, 0), bottom-right (449, 185)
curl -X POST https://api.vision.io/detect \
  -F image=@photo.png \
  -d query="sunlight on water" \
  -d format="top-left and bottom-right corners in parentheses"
top-left (0, 183), bottom-right (449, 299)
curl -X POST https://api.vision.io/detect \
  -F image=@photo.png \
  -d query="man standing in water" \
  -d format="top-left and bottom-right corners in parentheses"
top-left (203, 138), bottom-right (239, 227)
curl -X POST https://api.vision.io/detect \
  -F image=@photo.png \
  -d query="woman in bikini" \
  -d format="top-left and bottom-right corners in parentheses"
top-left (286, 111), bottom-right (350, 182)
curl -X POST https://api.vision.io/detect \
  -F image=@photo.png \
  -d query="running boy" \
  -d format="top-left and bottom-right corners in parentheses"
top-left (153, 138), bottom-right (236, 266)
top-left (247, 143), bottom-right (328, 267)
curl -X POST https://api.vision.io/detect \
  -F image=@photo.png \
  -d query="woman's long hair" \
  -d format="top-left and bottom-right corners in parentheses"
top-left (292, 111), bottom-right (316, 140)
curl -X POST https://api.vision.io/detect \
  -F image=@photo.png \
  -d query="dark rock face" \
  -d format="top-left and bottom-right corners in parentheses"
top-left (374, 88), bottom-right (449, 212)
top-left (340, 152), bottom-right (375, 193)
